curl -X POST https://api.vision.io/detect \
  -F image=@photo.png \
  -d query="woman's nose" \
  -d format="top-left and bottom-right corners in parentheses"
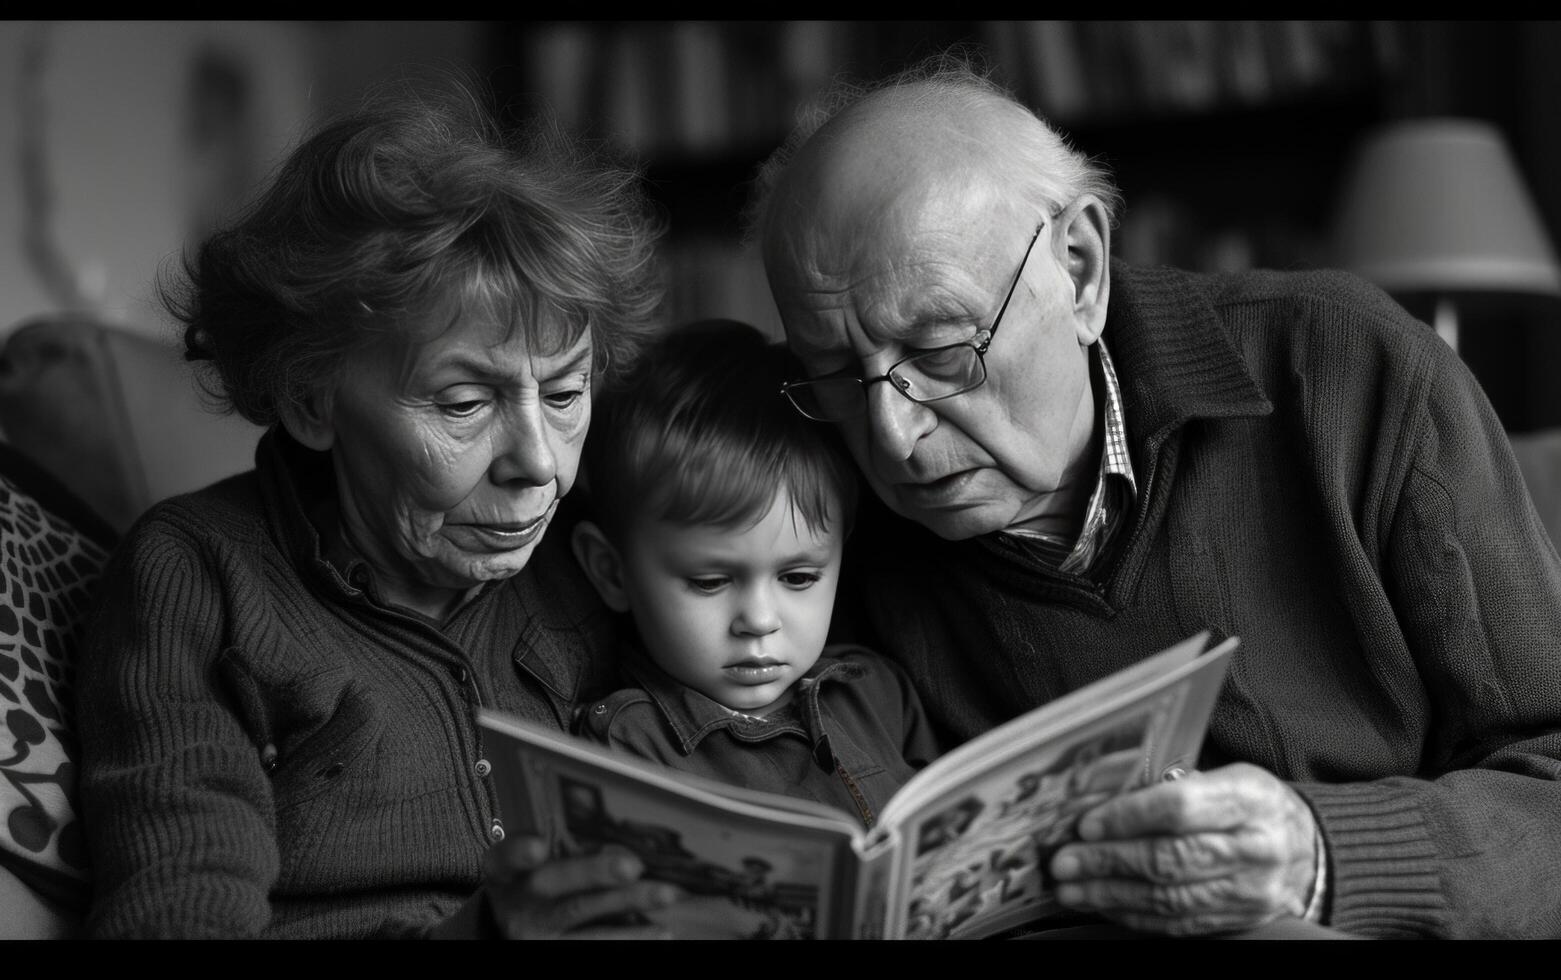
top-left (489, 406), bottom-right (558, 487)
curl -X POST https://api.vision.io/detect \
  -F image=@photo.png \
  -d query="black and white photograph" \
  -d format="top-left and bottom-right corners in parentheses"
top-left (2, 20), bottom-right (1560, 942)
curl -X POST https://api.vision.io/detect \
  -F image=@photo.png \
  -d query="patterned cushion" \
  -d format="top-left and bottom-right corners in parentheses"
top-left (0, 443), bottom-right (114, 911)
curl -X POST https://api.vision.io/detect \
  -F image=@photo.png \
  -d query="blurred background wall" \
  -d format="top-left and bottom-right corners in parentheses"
top-left (4, 20), bottom-right (1560, 429)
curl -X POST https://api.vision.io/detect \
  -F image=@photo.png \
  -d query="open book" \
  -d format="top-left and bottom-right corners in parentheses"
top-left (477, 631), bottom-right (1237, 940)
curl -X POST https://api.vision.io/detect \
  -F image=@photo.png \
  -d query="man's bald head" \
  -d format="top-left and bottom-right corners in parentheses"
top-left (745, 57), bottom-right (1121, 266)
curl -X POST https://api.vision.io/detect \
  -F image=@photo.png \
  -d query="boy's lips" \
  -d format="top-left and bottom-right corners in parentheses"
top-left (724, 659), bottom-right (787, 684)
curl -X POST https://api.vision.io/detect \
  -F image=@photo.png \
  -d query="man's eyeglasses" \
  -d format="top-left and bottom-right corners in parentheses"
top-left (779, 222), bottom-right (1046, 423)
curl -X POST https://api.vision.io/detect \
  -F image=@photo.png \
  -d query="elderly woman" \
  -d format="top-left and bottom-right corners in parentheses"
top-left (74, 76), bottom-right (678, 939)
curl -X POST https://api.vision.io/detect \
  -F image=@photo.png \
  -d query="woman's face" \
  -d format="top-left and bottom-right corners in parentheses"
top-left (318, 312), bottom-right (592, 616)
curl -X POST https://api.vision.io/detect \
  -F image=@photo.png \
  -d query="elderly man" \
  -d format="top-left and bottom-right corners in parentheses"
top-left (745, 56), bottom-right (1561, 939)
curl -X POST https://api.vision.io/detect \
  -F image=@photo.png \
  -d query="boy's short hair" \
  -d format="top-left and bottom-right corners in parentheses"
top-left (583, 319), bottom-right (858, 544)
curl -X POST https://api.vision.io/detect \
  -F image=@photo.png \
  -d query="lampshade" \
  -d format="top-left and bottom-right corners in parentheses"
top-left (1333, 118), bottom-right (1561, 298)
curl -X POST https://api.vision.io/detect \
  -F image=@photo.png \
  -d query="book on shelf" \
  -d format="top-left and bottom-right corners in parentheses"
top-left (477, 629), bottom-right (1238, 940)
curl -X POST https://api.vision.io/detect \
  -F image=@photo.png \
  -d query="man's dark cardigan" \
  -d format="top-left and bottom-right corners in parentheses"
top-left (836, 260), bottom-right (1561, 939)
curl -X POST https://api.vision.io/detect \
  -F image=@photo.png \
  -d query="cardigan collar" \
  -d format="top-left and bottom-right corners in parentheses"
top-left (1103, 258), bottom-right (1274, 452)
top-left (252, 426), bottom-right (608, 701)
top-left (255, 426), bottom-right (354, 596)
top-left (254, 426), bottom-right (494, 610)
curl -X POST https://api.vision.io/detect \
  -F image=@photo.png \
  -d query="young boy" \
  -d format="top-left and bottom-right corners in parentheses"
top-left (569, 319), bottom-right (941, 829)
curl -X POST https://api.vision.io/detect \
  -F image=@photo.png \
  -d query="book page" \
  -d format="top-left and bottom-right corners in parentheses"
top-left (884, 632), bottom-right (1225, 821)
top-left (478, 710), bottom-right (869, 939)
top-left (886, 690), bottom-right (1168, 939)
top-left (875, 634), bottom-right (1238, 939)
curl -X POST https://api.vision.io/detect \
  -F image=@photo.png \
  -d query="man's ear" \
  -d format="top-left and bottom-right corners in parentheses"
top-left (278, 387), bottom-right (337, 452)
top-left (571, 520), bottom-right (631, 613)
top-left (1058, 194), bottom-right (1112, 347)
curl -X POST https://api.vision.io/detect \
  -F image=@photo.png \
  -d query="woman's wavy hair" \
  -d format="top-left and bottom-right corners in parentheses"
top-left (161, 69), bottom-right (665, 427)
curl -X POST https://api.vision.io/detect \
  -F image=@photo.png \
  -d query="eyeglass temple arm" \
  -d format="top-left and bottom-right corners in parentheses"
top-left (980, 222), bottom-right (1046, 353)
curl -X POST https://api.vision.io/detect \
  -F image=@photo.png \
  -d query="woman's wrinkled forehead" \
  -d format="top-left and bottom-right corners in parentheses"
top-left (400, 268), bottom-right (589, 359)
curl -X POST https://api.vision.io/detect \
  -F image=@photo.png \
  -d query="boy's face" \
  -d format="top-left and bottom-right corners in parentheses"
top-left (616, 488), bottom-right (843, 715)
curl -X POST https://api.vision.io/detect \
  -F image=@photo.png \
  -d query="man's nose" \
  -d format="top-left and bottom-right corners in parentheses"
top-left (866, 376), bottom-right (934, 462)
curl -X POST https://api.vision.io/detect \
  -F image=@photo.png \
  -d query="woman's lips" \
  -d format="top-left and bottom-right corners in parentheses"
top-left (446, 507), bottom-right (553, 552)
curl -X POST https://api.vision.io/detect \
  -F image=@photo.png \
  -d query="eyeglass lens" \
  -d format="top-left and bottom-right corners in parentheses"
top-left (785, 345), bottom-right (987, 421)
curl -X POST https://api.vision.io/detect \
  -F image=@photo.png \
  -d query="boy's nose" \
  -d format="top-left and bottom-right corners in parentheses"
top-left (732, 588), bottom-right (782, 636)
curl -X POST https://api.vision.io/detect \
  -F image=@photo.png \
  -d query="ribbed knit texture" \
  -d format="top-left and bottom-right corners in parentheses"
top-left (75, 430), bottom-right (620, 938)
top-left (834, 260), bottom-right (1561, 938)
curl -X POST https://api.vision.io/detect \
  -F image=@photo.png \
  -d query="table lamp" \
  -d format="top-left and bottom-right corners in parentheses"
top-left (1332, 117), bottom-right (1561, 352)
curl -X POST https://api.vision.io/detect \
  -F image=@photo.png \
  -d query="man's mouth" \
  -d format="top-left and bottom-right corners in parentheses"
top-left (896, 468), bottom-right (978, 507)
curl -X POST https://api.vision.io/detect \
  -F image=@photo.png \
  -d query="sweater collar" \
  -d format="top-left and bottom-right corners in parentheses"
top-left (1103, 258), bottom-right (1273, 451)
top-left (255, 426), bottom-right (354, 595)
top-left (253, 425), bottom-right (611, 701)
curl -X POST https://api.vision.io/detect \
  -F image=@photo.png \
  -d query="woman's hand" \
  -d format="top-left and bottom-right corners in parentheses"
top-left (432, 836), bottom-right (682, 939)
top-left (1047, 763), bottom-right (1320, 936)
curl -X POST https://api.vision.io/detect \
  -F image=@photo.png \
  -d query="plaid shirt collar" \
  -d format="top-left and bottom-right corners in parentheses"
top-left (1003, 338), bottom-right (1137, 575)
top-left (1093, 336), bottom-right (1137, 495)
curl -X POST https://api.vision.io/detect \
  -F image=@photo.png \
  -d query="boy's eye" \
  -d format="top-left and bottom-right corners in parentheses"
top-left (687, 577), bottom-right (728, 594)
top-left (780, 571), bottom-right (822, 589)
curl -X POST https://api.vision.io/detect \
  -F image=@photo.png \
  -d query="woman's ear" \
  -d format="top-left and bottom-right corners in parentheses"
top-left (278, 387), bottom-right (336, 452)
top-left (1058, 194), bottom-right (1112, 347)
top-left (571, 520), bottom-right (631, 613)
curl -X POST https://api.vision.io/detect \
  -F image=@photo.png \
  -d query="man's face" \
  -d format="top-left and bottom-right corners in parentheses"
top-left (768, 203), bottom-right (1100, 540)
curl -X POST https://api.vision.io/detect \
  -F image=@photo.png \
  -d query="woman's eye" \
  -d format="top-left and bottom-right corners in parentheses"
top-left (545, 389), bottom-right (585, 410)
top-left (780, 571), bottom-right (822, 589)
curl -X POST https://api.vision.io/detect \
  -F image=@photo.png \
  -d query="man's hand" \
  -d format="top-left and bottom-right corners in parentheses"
top-left (1047, 762), bottom-right (1320, 936)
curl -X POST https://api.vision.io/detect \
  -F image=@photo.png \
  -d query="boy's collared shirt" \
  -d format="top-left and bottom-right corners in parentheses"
top-left (576, 643), bottom-right (941, 829)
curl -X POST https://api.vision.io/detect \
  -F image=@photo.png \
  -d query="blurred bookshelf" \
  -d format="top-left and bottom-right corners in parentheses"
top-left (484, 21), bottom-right (1407, 336)
top-left (489, 20), bottom-right (978, 338)
top-left (989, 20), bottom-right (1402, 275)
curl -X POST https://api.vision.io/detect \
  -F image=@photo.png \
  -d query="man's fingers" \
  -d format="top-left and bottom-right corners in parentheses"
top-left (1052, 827), bottom-right (1280, 883)
top-left (1054, 873), bottom-right (1268, 921)
top-left (1076, 763), bottom-right (1288, 840)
